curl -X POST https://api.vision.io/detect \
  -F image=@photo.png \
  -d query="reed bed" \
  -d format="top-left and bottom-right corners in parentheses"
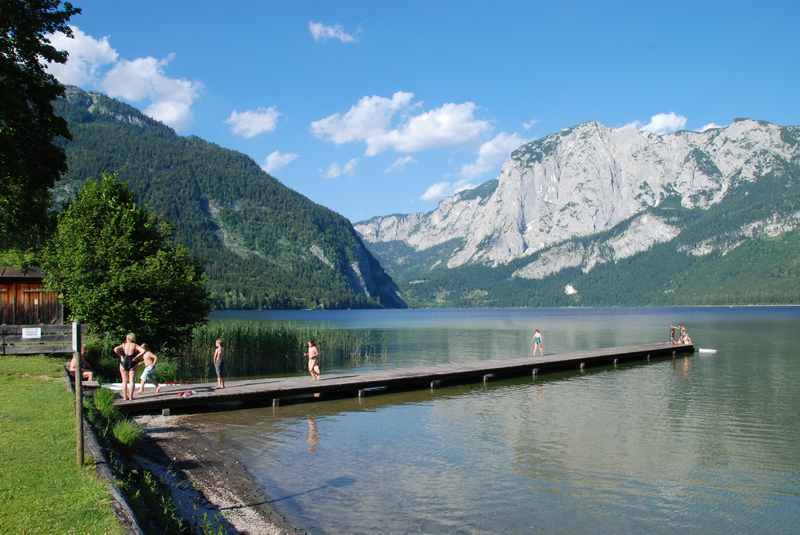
top-left (177, 320), bottom-right (388, 381)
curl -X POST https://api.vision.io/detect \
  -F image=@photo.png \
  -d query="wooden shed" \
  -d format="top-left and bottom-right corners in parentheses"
top-left (0, 267), bottom-right (63, 325)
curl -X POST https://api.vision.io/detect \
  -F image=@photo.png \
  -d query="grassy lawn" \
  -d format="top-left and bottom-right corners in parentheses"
top-left (0, 355), bottom-right (122, 534)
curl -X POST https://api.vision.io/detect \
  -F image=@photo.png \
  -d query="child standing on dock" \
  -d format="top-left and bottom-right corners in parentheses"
top-left (213, 338), bottom-right (225, 389)
top-left (137, 343), bottom-right (161, 394)
top-left (305, 340), bottom-right (321, 381)
top-left (532, 329), bottom-right (544, 358)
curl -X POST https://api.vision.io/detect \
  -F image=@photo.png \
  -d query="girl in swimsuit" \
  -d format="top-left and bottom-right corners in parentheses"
top-left (114, 333), bottom-right (145, 400)
top-left (532, 329), bottom-right (544, 358)
top-left (305, 340), bottom-right (321, 381)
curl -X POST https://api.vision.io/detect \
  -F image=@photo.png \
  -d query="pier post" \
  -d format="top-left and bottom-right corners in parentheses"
top-left (430, 380), bottom-right (441, 390)
top-left (73, 322), bottom-right (83, 466)
top-left (647, 354), bottom-right (651, 361)
top-left (358, 386), bottom-right (387, 398)
top-left (579, 362), bottom-right (585, 370)
top-left (532, 368), bottom-right (538, 378)
top-left (483, 374), bottom-right (494, 385)
top-left (272, 398), bottom-right (280, 408)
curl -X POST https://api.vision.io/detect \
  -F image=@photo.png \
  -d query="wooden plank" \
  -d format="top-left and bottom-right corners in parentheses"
top-left (115, 342), bottom-right (694, 415)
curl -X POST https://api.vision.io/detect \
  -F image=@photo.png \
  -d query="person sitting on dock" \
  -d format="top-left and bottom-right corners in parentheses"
top-left (305, 340), bottom-right (321, 381)
top-left (679, 325), bottom-right (692, 345)
top-left (670, 325), bottom-right (679, 345)
top-left (137, 343), bottom-right (161, 394)
top-left (531, 329), bottom-right (544, 358)
top-left (114, 333), bottom-right (145, 400)
top-left (213, 338), bottom-right (225, 389)
top-left (67, 347), bottom-right (94, 382)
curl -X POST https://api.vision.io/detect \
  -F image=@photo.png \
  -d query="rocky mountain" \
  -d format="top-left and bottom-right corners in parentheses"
top-left (54, 86), bottom-right (405, 309)
top-left (356, 119), bottom-right (800, 306)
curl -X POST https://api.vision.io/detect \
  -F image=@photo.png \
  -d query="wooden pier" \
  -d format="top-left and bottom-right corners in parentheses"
top-left (115, 341), bottom-right (693, 415)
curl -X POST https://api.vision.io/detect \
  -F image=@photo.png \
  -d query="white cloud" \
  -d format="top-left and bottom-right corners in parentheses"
top-left (226, 107), bottom-right (280, 138)
top-left (262, 151), bottom-right (298, 174)
top-left (460, 132), bottom-right (527, 179)
top-left (420, 181), bottom-right (452, 201)
top-left (639, 112), bottom-right (687, 135)
top-left (43, 26), bottom-right (202, 132)
top-left (312, 92), bottom-right (490, 156)
top-left (384, 156), bottom-right (416, 174)
top-left (309, 21), bottom-right (357, 43)
top-left (100, 54), bottom-right (202, 131)
top-left (522, 118), bottom-right (538, 130)
top-left (324, 158), bottom-right (358, 179)
top-left (45, 26), bottom-right (118, 85)
top-left (311, 92), bottom-right (414, 144)
top-left (420, 179), bottom-right (477, 202)
top-left (368, 102), bottom-right (490, 155)
top-left (699, 122), bottom-right (723, 132)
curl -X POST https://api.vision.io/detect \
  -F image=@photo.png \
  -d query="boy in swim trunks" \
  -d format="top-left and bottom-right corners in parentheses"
top-left (213, 338), bottom-right (225, 389)
top-left (137, 343), bottom-right (161, 394)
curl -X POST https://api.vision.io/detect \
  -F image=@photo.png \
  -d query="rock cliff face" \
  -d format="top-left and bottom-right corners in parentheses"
top-left (356, 119), bottom-right (800, 283)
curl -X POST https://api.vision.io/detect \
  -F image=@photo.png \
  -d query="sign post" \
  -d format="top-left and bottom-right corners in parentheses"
top-left (73, 322), bottom-right (83, 466)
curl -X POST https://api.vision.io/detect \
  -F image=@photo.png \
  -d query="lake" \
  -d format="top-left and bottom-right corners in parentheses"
top-left (196, 307), bottom-right (800, 534)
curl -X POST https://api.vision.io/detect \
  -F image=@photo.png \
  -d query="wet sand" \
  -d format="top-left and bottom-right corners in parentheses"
top-left (135, 414), bottom-right (303, 534)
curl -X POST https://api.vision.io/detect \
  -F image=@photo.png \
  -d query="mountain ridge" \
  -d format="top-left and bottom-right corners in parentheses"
top-left (54, 86), bottom-right (406, 310)
top-left (356, 118), bottom-right (800, 306)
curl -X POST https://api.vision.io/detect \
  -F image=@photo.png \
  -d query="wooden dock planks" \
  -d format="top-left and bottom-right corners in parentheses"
top-left (115, 342), bottom-right (694, 415)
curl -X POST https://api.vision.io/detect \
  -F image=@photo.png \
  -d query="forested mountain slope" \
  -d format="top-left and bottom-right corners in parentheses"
top-left (54, 86), bottom-right (404, 309)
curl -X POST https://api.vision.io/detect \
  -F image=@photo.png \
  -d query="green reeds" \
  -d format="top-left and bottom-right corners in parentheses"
top-left (177, 320), bottom-right (388, 381)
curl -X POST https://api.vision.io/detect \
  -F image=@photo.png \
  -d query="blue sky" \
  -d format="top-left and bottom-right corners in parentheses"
top-left (51, 0), bottom-right (800, 222)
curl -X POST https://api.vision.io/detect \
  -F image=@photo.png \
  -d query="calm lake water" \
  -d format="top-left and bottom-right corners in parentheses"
top-left (198, 307), bottom-right (800, 534)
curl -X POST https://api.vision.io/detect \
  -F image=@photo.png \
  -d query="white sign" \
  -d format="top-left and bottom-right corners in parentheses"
top-left (21, 327), bottom-right (42, 339)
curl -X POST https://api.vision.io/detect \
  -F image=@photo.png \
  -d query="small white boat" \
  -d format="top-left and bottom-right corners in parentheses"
top-left (698, 348), bottom-right (717, 354)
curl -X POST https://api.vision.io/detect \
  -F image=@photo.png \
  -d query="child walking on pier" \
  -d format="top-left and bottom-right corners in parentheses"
top-left (137, 343), bottom-right (161, 394)
top-left (305, 340), bottom-right (321, 381)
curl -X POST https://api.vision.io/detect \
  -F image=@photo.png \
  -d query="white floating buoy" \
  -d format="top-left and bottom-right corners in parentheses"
top-left (698, 348), bottom-right (718, 354)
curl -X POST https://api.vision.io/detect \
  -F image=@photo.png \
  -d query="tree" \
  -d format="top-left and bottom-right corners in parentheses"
top-left (42, 174), bottom-right (210, 350)
top-left (0, 0), bottom-right (80, 249)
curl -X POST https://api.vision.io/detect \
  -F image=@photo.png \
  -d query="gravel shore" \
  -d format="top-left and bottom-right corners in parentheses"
top-left (135, 414), bottom-right (303, 534)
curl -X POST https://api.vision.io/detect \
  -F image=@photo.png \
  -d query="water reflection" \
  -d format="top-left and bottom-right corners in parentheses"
top-left (306, 416), bottom-right (319, 454)
top-left (192, 308), bottom-right (800, 534)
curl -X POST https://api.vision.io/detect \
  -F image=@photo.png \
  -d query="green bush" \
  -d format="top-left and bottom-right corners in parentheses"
top-left (112, 419), bottom-right (144, 449)
top-left (93, 388), bottom-right (121, 423)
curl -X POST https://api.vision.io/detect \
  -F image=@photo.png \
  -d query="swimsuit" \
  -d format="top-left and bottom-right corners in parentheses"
top-left (120, 354), bottom-right (136, 371)
top-left (214, 359), bottom-right (225, 377)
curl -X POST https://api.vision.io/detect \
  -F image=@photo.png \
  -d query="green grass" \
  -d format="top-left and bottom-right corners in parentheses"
top-left (0, 356), bottom-right (122, 534)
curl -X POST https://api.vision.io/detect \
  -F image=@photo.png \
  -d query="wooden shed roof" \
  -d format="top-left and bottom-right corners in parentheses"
top-left (0, 266), bottom-right (45, 280)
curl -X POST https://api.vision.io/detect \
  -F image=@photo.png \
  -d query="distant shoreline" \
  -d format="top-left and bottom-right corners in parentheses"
top-left (212, 303), bottom-right (800, 313)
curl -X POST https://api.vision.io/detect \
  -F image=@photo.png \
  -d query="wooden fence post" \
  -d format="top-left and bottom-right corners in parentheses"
top-left (73, 321), bottom-right (84, 466)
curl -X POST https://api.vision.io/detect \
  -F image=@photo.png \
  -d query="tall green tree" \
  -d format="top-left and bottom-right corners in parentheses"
top-left (1, 0), bottom-right (80, 249)
top-left (42, 174), bottom-right (210, 350)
